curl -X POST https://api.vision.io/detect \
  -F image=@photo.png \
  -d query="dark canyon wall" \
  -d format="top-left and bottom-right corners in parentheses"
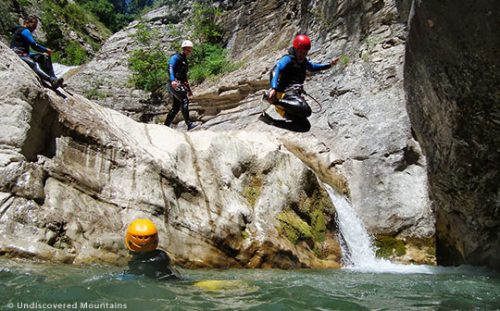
top-left (405, 0), bottom-right (499, 270)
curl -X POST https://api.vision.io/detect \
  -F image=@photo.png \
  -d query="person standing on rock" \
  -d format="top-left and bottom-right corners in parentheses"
top-left (263, 34), bottom-right (340, 121)
top-left (125, 218), bottom-right (179, 280)
top-left (10, 15), bottom-right (64, 89)
top-left (164, 40), bottom-right (197, 130)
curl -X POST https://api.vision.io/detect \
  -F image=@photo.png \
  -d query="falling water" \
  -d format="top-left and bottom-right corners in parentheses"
top-left (324, 184), bottom-right (434, 274)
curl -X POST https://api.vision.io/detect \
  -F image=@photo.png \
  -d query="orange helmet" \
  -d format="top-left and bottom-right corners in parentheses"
top-left (125, 219), bottom-right (159, 252)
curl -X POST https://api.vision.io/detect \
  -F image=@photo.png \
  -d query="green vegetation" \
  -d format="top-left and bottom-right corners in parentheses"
top-left (129, 48), bottom-right (168, 93)
top-left (40, 0), bottom-right (111, 65)
top-left (187, 2), bottom-right (238, 84)
top-left (18, 0), bottom-right (33, 5)
top-left (65, 41), bottom-right (88, 65)
top-left (311, 209), bottom-right (326, 242)
top-left (242, 175), bottom-right (262, 207)
top-left (189, 2), bottom-right (223, 44)
top-left (278, 185), bottom-right (336, 253)
top-left (128, 21), bottom-right (168, 93)
top-left (374, 235), bottom-right (406, 258)
top-left (189, 43), bottom-right (238, 84)
top-left (277, 211), bottom-right (314, 245)
top-left (0, 1), bottom-right (17, 35)
top-left (132, 21), bottom-right (160, 44)
top-left (77, 0), bottom-right (131, 32)
top-left (295, 186), bottom-right (334, 244)
top-left (128, 1), bottom-right (238, 92)
top-left (339, 54), bottom-right (350, 65)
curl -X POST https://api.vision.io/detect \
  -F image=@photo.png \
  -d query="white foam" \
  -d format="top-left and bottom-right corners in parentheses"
top-left (324, 184), bottom-right (435, 274)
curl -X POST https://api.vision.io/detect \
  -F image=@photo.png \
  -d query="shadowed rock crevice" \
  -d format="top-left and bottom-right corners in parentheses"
top-left (405, 0), bottom-right (500, 270)
top-left (20, 91), bottom-right (62, 162)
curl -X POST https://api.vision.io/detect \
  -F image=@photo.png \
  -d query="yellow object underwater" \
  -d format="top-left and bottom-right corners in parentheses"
top-left (193, 280), bottom-right (252, 292)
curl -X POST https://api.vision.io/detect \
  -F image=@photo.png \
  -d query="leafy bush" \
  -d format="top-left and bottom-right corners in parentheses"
top-left (132, 22), bottom-right (159, 44)
top-left (189, 43), bottom-right (233, 84)
top-left (65, 41), bottom-right (88, 65)
top-left (40, 0), bottom-right (110, 65)
top-left (184, 2), bottom-right (240, 84)
top-left (0, 0), bottom-right (17, 35)
top-left (128, 48), bottom-right (168, 93)
top-left (189, 2), bottom-right (223, 44)
top-left (77, 0), bottom-right (132, 32)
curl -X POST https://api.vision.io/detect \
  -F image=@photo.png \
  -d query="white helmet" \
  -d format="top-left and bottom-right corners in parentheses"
top-left (181, 40), bottom-right (194, 48)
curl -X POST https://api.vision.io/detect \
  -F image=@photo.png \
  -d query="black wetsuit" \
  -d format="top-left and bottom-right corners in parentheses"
top-left (269, 47), bottom-right (331, 119)
top-left (165, 52), bottom-right (193, 128)
top-left (10, 26), bottom-right (59, 85)
top-left (128, 250), bottom-right (179, 280)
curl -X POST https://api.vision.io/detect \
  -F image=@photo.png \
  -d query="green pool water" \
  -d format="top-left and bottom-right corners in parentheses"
top-left (1, 259), bottom-right (499, 310)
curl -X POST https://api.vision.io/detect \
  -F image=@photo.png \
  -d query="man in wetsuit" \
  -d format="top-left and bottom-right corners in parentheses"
top-left (164, 40), bottom-right (197, 130)
top-left (10, 15), bottom-right (63, 89)
top-left (265, 34), bottom-right (340, 120)
top-left (125, 219), bottom-right (179, 280)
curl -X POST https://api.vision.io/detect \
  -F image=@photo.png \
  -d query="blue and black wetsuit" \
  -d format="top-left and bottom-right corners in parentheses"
top-left (269, 47), bottom-right (331, 118)
top-left (128, 249), bottom-right (179, 280)
top-left (164, 52), bottom-right (193, 128)
top-left (10, 26), bottom-right (60, 85)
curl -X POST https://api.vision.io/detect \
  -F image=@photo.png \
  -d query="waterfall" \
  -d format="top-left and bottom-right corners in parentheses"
top-left (324, 184), bottom-right (434, 274)
top-left (53, 63), bottom-right (77, 78)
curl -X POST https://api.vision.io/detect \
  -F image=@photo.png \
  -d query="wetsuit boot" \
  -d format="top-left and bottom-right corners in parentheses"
top-left (31, 54), bottom-right (63, 89)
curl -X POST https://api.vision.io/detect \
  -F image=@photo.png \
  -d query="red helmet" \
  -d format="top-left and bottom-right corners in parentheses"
top-left (293, 34), bottom-right (311, 51)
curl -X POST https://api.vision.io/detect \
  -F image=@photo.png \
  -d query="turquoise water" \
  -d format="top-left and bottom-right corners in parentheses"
top-left (1, 260), bottom-right (499, 310)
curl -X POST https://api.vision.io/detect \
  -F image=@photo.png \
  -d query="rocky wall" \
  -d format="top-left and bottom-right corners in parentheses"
top-left (0, 41), bottom-right (343, 268)
top-left (405, 0), bottom-right (499, 270)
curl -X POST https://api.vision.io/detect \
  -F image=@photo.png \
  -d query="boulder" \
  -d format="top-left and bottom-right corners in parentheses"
top-left (0, 41), bottom-right (342, 268)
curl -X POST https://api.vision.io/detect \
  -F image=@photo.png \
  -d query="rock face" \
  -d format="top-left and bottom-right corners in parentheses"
top-left (193, 0), bottom-right (434, 244)
top-left (65, 0), bottom-right (435, 263)
top-left (405, 0), bottom-right (500, 270)
top-left (0, 42), bottom-right (343, 268)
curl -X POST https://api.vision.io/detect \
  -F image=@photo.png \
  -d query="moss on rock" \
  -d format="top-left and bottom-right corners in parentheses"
top-left (375, 235), bottom-right (406, 258)
top-left (242, 174), bottom-right (262, 207)
top-left (277, 211), bottom-right (314, 245)
top-left (241, 230), bottom-right (249, 240)
top-left (278, 188), bottom-right (334, 244)
top-left (311, 209), bottom-right (326, 242)
top-left (295, 186), bottom-right (334, 243)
